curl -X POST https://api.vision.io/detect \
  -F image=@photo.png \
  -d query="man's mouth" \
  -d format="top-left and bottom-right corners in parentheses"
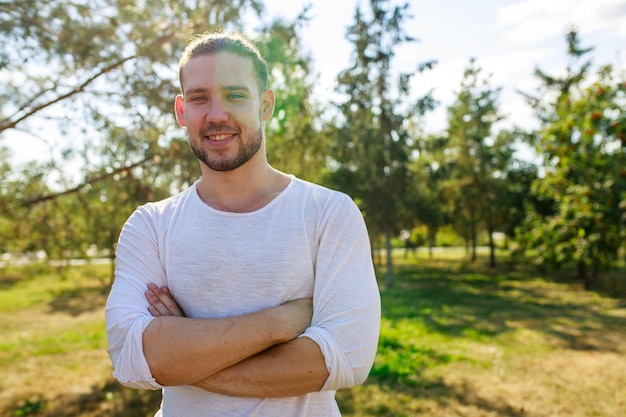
top-left (207, 134), bottom-right (233, 141)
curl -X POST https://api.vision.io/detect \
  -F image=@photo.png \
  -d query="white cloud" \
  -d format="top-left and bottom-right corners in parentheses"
top-left (497, 0), bottom-right (626, 46)
top-left (497, 0), bottom-right (565, 26)
top-left (570, 0), bottom-right (626, 35)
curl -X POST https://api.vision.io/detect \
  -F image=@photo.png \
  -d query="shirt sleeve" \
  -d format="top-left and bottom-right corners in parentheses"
top-left (300, 194), bottom-right (381, 391)
top-left (105, 205), bottom-right (166, 390)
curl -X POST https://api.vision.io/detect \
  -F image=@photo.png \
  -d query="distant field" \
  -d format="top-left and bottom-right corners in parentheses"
top-left (1, 253), bottom-right (624, 416)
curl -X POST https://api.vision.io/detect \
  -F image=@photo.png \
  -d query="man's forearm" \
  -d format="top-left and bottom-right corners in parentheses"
top-left (192, 336), bottom-right (329, 398)
top-left (143, 299), bottom-right (312, 386)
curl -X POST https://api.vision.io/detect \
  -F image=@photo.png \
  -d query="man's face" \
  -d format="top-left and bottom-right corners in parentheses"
top-left (175, 52), bottom-right (274, 172)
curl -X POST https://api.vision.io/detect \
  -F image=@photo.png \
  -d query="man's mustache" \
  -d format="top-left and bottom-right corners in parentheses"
top-left (201, 124), bottom-right (241, 135)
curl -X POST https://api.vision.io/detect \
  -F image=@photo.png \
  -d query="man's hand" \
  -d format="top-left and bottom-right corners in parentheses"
top-left (271, 297), bottom-right (313, 338)
top-left (146, 283), bottom-right (186, 317)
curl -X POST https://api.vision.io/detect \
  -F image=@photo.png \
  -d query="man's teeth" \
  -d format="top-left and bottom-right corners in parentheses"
top-left (210, 134), bottom-right (231, 141)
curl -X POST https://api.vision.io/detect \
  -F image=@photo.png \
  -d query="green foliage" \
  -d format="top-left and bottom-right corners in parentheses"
top-left (0, 0), bottom-right (323, 265)
top-left (330, 0), bottom-right (416, 226)
top-left (1, 3), bottom-right (624, 288)
top-left (443, 59), bottom-right (520, 266)
top-left (12, 399), bottom-right (43, 416)
top-left (434, 225), bottom-right (465, 247)
top-left (258, 10), bottom-right (329, 183)
top-left (518, 30), bottom-right (626, 287)
top-left (328, 0), bottom-right (436, 286)
top-left (406, 133), bottom-right (449, 250)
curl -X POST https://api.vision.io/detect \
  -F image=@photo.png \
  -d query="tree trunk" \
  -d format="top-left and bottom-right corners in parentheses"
top-left (427, 226), bottom-right (436, 259)
top-left (471, 230), bottom-right (477, 262)
top-left (488, 229), bottom-right (496, 268)
top-left (471, 240), bottom-right (477, 262)
top-left (468, 219), bottom-right (477, 262)
top-left (578, 259), bottom-right (594, 290)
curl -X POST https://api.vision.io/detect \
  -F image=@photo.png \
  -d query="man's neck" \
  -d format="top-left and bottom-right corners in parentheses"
top-left (196, 162), bottom-right (291, 213)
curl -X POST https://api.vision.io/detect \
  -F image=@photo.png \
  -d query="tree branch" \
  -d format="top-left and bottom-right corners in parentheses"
top-left (0, 54), bottom-right (138, 134)
top-left (22, 156), bottom-right (151, 208)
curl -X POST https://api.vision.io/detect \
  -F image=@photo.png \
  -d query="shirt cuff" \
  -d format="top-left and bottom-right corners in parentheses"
top-left (108, 315), bottom-right (164, 390)
top-left (300, 326), bottom-right (356, 391)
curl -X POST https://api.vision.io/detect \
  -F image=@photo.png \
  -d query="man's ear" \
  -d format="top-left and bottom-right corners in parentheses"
top-left (174, 95), bottom-right (186, 127)
top-left (261, 90), bottom-right (275, 121)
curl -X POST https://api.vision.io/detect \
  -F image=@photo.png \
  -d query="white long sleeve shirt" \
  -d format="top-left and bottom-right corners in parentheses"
top-left (105, 176), bottom-right (381, 417)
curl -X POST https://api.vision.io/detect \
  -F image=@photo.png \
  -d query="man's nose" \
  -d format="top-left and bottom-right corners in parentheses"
top-left (205, 99), bottom-right (229, 122)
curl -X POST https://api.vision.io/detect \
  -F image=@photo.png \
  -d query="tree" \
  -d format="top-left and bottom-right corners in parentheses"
top-left (0, 0), bottom-right (264, 201)
top-left (495, 156), bottom-right (538, 248)
top-left (407, 133), bottom-right (449, 258)
top-left (444, 58), bottom-right (514, 267)
top-left (328, 0), bottom-right (435, 287)
top-left (519, 30), bottom-right (626, 289)
top-left (257, 10), bottom-right (329, 183)
top-left (0, 0), bottom-right (264, 132)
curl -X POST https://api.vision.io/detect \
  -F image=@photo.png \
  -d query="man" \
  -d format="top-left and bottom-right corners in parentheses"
top-left (105, 31), bottom-right (381, 416)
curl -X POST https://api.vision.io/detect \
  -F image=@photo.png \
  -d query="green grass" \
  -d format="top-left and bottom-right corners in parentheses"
top-left (0, 263), bottom-right (110, 380)
top-left (337, 253), bottom-right (626, 416)
top-left (0, 263), bottom-right (110, 313)
top-left (0, 263), bottom-right (114, 416)
top-left (1, 255), bottom-right (625, 417)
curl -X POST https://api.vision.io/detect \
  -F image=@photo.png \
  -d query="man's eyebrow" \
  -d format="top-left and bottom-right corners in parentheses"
top-left (223, 85), bottom-right (251, 93)
top-left (184, 88), bottom-right (208, 96)
top-left (184, 86), bottom-right (250, 96)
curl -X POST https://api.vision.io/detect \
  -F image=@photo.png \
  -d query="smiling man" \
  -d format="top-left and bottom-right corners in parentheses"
top-left (105, 32), bottom-right (381, 417)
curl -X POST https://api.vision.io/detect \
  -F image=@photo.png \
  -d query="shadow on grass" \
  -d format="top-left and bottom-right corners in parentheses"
top-left (5, 379), bottom-right (161, 417)
top-left (336, 261), bottom-right (626, 415)
top-left (338, 378), bottom-right (528, 417)
top-left (382, 263), bottom-right (625, 352)
top-left (47, 286), bottom-right (109, 317)
top-left (6, 259), bottom-right (623, 416)
top-left (0, 274), bottom-right (21, 289)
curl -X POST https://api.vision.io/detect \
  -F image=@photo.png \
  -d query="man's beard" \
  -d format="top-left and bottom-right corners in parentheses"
top-left (188, 126), bottom-right (263, 172)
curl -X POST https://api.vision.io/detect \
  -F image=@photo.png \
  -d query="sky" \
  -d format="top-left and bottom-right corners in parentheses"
top-left (259, 0), bottom-right (626, 133)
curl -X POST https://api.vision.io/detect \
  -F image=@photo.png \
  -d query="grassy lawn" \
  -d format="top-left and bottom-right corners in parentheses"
top-left (1, 253), bottom-right (624, 416)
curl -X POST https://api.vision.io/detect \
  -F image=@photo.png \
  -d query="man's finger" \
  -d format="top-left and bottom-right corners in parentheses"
top-left (154, 286), bottom-right (185, 316)
top-left (146, 288), bottom-right (171, 316)
top-left (146, 283), bottom-right (185, 317)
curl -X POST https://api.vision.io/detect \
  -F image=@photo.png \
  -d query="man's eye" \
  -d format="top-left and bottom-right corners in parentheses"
top-left (227, 93), bottom-right (245, 100)
top-left (190, 96), bottom-right (206, 102)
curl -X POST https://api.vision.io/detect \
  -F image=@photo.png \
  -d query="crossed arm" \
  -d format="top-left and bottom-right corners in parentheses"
top-left (143, 284), bottom-right (329, 397)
